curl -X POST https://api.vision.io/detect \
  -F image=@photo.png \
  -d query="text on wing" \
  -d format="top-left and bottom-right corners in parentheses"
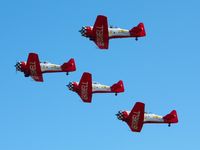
top-left (81, 82), bottom-right (89, 100)
top-left (96, 25), bottom-right (104, 47)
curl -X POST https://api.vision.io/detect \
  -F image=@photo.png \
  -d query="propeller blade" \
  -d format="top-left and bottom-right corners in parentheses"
top-left (66, 82), bottom-right (72, 88)
top-left (15, 62), bottom-right (18, 72)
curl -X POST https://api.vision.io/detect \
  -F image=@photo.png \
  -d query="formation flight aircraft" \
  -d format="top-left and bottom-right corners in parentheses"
top-left (67, 72), bottom-right (124, 103)
top-left (15, 53), bottom-right (76, 82)
top-left (116, 102), bottom-right (178, 132)
top-left (79, 15), bottom-right (146, 49)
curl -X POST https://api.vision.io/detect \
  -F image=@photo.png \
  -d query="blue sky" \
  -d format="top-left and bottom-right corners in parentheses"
top-left (0, 0), bottom-right (200, 149)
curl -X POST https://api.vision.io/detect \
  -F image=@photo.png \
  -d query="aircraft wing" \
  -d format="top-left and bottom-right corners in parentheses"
top-left (93, 15), bottom-right (109, 49)
top-left (127, 102), bottom-right (145, 132)
top-left (26, 53), bottom-right (43, 82)
top-left (78, 72), bottom-right (92, 103)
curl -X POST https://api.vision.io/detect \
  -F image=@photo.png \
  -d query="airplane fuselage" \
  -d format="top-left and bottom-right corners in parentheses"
top-left (71, 82), bottom-right (112, 93)
top-left (16, 61), bottom-right (64, 73)
top-left (92, 82), bottom-right (111, 93)
top-left (108, 27), bottom-right (131, 38)
top-left (91, 26), bottom-right (131, 38)
top-left (40, 62), bottom-right (63, 73)
top-left (122, 111), bottom-right (165, 124)
top-left (143, 113), bottom-right (164, 124)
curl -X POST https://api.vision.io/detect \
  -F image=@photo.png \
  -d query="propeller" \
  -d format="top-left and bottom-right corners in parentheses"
top-left (66, 82), bottom-right (73, 90)
top-left (79, 26), bottom-right (87, 37)
top-left (79, 26), bottom-right (85, 32)
top-left (116, 111), bottom-right (124, 120)
top-left (66, 84), bottom-right (70, 88)
top-left (15, 61), bottom-right (21, 72)
top-left (116, 110), bottom-right (121, 115)
top-left (15, 62), bottom-right (18, 73)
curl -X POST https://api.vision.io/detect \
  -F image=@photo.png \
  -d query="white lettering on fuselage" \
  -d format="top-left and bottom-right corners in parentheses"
top-left (81, 82), bottom-right (89, 100)
top-left (131, 111), bottom-right (140, 130)
top-left (96, 25), bottom-right (104, 47)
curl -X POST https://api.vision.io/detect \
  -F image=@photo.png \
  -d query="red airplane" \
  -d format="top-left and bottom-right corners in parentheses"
top-left (67, 72), bottom-right (124, 103)
top-left (79, 15), bottom-right (146, 49)
top-left (15, 53), bottom-right (76, 82)
top-left (116, 102), bottom-right (178, 132)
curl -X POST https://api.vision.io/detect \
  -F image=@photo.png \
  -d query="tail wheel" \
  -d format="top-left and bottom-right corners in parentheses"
top-left (24, 74), bottom-right (29, 77)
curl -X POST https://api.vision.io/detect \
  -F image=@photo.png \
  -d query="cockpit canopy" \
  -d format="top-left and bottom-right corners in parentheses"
top-left (40, 61), bottom-right (50, 64)
top-left (109, 25), bottom-right (118, 28)
top-left (93, 81), bottom-right (100, 85)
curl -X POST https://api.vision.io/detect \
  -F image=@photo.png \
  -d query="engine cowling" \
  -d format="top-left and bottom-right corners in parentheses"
top-left (79, 26), bottom-right (94, 38)
top-left (116, 111), bottom-right (129, 121)
top-left (67, 82), bottom-right (79, 92)
top-left (15, 61), bottom-right (26, 72)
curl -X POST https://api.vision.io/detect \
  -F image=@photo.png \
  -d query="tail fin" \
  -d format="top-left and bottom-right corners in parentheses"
top-left (129, 22), bottom-right (146, 38)
top-left (111, 80), bottom-right (124, 94)
top-left (61, 58), bottom-right (76, 72)
top-left (126, 102), bottom-right (145, 132)
top-left (163, 110), bottom-right (178, 124)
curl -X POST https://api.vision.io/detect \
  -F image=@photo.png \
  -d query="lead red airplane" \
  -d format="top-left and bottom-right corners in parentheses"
top-left (67, 72), bottom-right (124, 103)
top-left (79, 15), bottom-right (146, 49)
top-left (15, 53), bottom-right (76, 82)
top-left (116, 102), bottom-right (178, 132)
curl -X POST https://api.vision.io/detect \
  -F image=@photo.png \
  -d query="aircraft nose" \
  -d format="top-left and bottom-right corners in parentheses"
top-left (116, 111), bottom-right (122, 120)
top-left (15, 61), bottom-right (22, 71)
top-left (67, 82), bottom-right (74, 90)
top-left (79, 26), bottom-right (86, 36)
